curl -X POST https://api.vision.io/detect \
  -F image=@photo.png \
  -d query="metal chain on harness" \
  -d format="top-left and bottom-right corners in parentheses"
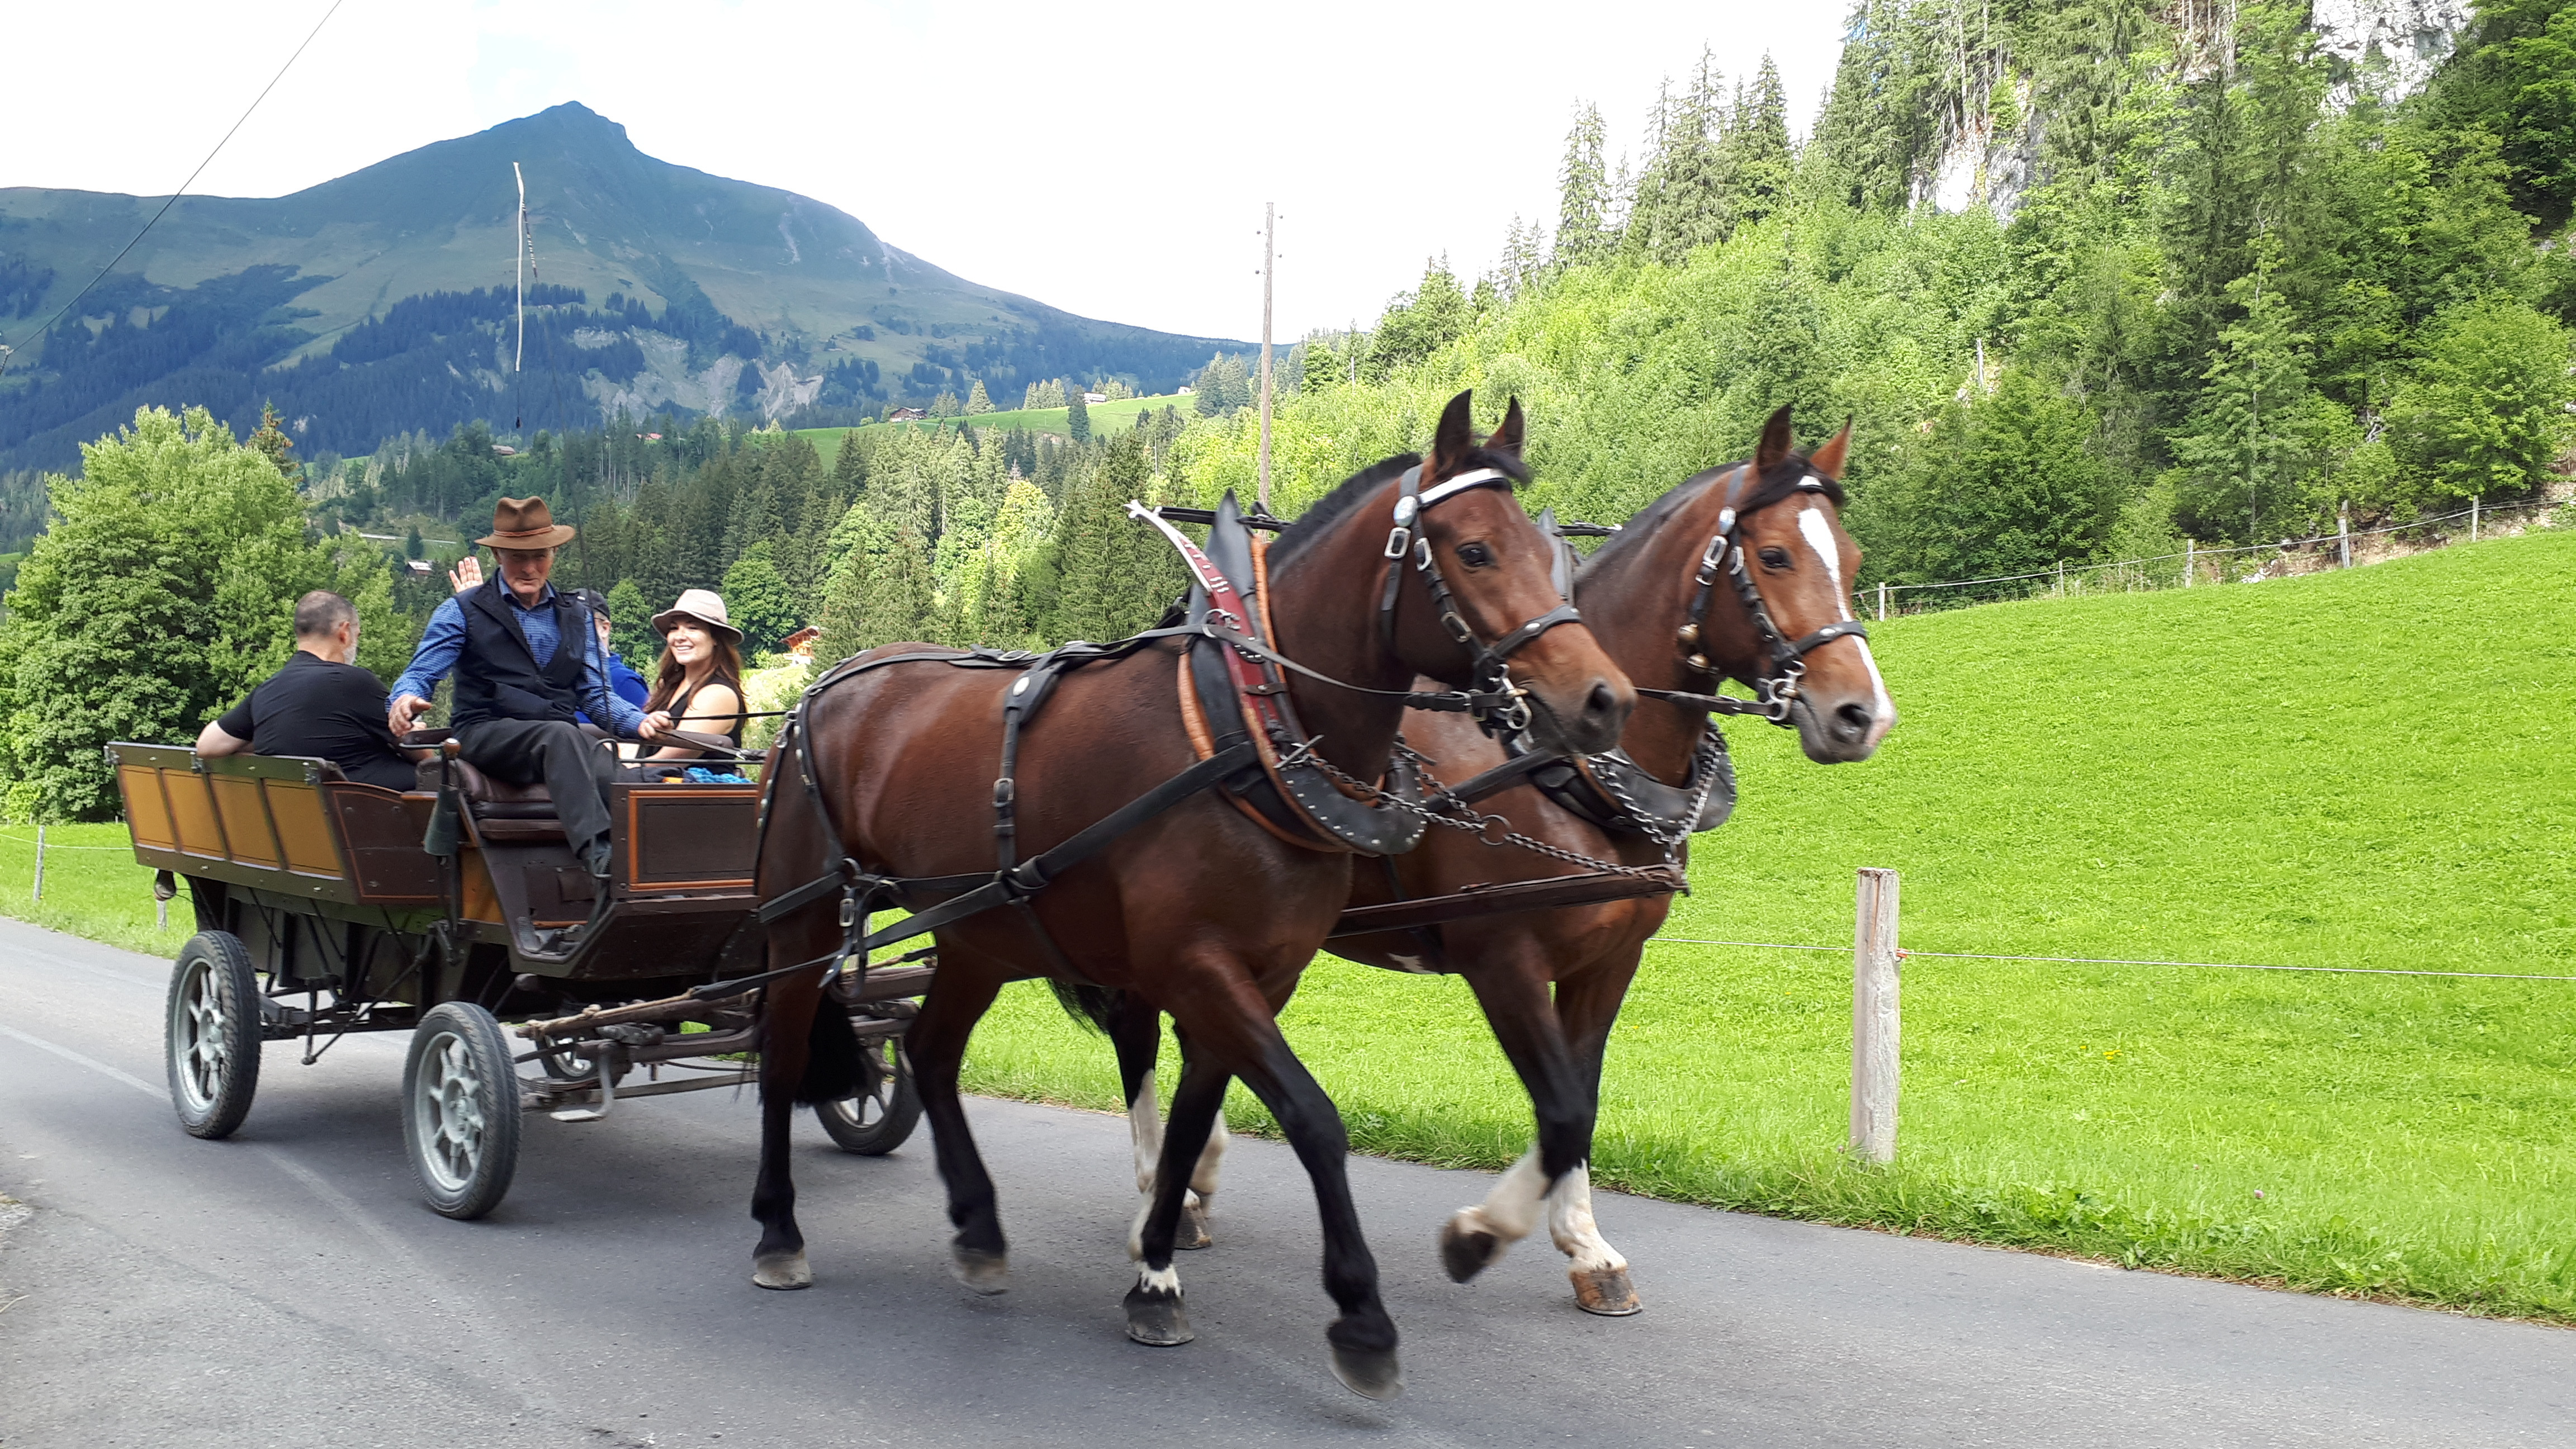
top-left (1301, 744), bottom-right (1677, 882)
top-left (1581, 730), bottom-right (1729, 859)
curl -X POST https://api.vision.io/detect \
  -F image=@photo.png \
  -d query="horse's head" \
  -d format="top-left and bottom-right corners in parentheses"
top-left (1391, 391), bottom-right (1633, 756)
top-left (1682, 406), bottom-right (1894, 763)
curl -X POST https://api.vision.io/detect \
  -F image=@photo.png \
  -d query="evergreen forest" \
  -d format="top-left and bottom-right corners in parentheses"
top-left (0, 0), bottom-right (2570, 820)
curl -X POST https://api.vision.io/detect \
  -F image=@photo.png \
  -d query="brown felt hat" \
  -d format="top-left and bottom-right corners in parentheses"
top-left (477, 496), bottom-right (577, 550)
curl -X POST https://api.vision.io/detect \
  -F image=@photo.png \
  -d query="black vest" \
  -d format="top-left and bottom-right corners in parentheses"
top-left (451, 582), bottom-right (589, 731)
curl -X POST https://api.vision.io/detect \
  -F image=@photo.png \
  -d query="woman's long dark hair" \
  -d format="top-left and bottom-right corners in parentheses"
top-left (643, 624), bottom-right (746, 732)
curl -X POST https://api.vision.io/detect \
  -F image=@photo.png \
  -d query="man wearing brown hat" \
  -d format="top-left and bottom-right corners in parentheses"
top-left (389, 498), bottom-right (670, 887)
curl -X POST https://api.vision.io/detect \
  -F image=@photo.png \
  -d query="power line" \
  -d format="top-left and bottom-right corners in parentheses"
top-left (0, 0), bottom-right (343, 381)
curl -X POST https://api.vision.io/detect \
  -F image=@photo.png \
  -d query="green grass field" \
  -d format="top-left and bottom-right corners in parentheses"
top-left (790, 394), bottom-right (1194, 466)
top-left (956, 528), bottom-right (2576, 1320)
top-left (21, 529), bottom-right (2574, 1318)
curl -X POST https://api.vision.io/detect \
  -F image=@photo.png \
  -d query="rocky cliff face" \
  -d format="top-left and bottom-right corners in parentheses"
top-left (1922, 0), bottom-right (2471, 222)
top-left (2313, 0), bottom-right (2471, 99)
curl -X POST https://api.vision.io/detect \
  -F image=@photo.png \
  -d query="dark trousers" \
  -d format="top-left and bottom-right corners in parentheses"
top-left (457, 718), bottom-right (615, 869)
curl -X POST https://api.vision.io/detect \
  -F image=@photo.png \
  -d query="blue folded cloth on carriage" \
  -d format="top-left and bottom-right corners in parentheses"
top-left (681, 766), bottom-right (748, 783)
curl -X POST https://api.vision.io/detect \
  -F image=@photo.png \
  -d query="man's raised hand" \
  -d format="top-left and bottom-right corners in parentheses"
top-left (448, 556), bottom-right (484, 594)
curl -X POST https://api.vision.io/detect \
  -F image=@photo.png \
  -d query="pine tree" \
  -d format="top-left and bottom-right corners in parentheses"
top-left (1653, 52), bottom-right (1729, 262)
top-left (1720, 55), bottom-right (1796, 234)
top-left (1066, 390), bottom-right (1091, 443)
top-left (815, 544), bottom-right (870, 666)
top-left (964, 378), bottom-right (995, 414)
top-left (604, 578), bottom-right (654, 668)
top-left (1555, 101), bottom-right (1611, 269)
top-left (248, 402), bottom-right (302, 489)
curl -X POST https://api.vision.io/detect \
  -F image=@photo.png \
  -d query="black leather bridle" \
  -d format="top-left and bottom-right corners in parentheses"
top-left (1377, 462), bottom-right (1586, 735)
top-left (1647, 465), bottom-right (1869, 726)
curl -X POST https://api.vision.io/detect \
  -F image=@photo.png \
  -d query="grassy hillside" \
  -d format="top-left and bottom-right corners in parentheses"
top-left (958, 527), bottom-right (2576, 1318)
top-left (791, 393), bottom-right (1195, 465)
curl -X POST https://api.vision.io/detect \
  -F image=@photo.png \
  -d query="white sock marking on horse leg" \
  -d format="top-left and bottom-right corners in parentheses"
top-left (1800, 500), bottom-right (1896, 732)
top-left (1450, 1145), bottom-right (1548, 1246)
top-left (1189, 1111), bottom-right (1229, 1199)
top-left (1545, 1163), bottom-right (1628, 1275)
top-left (1128, 1069), bottom-right (1163, 1197)
top-left (1137, 1262), bottom-right (1180, 1294)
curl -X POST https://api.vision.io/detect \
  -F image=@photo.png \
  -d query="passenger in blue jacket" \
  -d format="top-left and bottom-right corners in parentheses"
top-left (574, 589), bottom-right (652, 717)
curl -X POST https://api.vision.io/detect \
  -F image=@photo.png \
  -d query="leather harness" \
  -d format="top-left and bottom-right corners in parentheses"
top-left (711, 462), bottom-right (1580, 1000)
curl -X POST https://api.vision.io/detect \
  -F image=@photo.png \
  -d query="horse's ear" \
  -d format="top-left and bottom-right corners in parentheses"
top-left (1754, 404), bottom-right (1795, 473)
top-left (1430, 390), bottom-right (1476, 471)
top-left (1808, 417), bottom-right (1852, 480)
top-left (1486, 395), bottom-right (1526, 455)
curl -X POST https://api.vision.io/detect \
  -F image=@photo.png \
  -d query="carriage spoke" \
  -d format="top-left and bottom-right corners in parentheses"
top-left (419, 1034), bottom-right (487, 1188)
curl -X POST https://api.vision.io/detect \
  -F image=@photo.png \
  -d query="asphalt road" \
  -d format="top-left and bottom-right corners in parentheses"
top-left (2, 917), bottom-right (2570, 1449)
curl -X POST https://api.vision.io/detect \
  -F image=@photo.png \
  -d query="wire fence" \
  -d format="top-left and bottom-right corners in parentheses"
top-left (1868, 495), bottom-right (2573, 617)
top-left (1645, 936), bottom-right (2576, 983)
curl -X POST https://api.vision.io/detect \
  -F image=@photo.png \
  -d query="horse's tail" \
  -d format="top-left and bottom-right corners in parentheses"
top-left (789, 996), bottom-right (865, 1105)
top-left (1048, 979), bottom-right (1124, 1036)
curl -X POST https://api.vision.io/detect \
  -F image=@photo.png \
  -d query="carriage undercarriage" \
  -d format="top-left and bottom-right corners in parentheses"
top-left (118, 740), bottom-right (927, 1218)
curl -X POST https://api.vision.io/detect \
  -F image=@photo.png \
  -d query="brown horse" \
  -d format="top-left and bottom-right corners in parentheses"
top-left (1104, 406), bottom-right (1892, 1315)
top-left (747, 391), bottom-right (1633, 1398)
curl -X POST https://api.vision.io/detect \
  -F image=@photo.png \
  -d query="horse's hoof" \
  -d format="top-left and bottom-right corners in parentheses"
top-left (751, 1251), bottom-right (812, 1290)
top-left (1178, 1197), bottom-right (1214, 1251)
top-left (1570, 1266), bottom-right (1641, 1316)
top-left (1439, 1218), bottom-right (1503, 1283)
top-left (1123, 1281), bottom-right (1195, 1346)
top-left (951, 1247), bottom-right (1009, 1295)
top-left (1328, 1343), bottom-right (1404, 1400)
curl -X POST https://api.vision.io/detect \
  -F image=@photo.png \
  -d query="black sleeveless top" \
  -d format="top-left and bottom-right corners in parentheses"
top-left (664, 675), bottom-right (745, 749)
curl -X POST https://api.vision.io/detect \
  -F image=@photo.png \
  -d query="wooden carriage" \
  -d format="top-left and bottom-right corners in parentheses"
top-left (111, 740), bottom-right (926, 1218)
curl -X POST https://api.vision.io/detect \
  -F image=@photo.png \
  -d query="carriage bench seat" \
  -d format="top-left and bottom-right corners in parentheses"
top-left (415, 757), bottom-right (556, 815)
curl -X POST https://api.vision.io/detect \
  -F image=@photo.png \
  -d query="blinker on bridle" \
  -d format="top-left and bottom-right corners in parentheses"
top-left (1379, 462), bottom-right (1586, 735)
top-left (1651, 466), bottom-right (1869, 726)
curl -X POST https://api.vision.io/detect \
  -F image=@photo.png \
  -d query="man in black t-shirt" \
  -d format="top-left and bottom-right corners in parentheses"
top-left (197, 591), bottom-right (418, 792)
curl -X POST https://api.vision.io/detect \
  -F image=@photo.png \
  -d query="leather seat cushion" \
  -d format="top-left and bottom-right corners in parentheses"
top-left (416, 757), bottom-right (552, 806)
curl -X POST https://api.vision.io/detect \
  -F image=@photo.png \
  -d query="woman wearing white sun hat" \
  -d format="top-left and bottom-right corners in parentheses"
top-left (635, 588), bottom-right (747, 760)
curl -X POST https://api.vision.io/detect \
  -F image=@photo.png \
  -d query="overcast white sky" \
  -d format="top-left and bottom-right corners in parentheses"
top-left (3, 2), bottom-right (1848, 342)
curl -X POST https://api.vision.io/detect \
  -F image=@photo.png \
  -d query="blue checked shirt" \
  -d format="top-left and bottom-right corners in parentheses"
top-left (394, 584), bottom-right (648, 737)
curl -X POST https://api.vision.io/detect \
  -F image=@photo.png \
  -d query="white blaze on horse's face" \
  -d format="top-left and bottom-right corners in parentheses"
top-left (1796, 490), bottom-right (1895, 747)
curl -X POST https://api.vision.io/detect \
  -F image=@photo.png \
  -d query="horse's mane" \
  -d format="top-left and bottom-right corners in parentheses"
top-left (1576, 451), bottom-right (1845, 584)
top-left (1267, 446), bottom-right (1533, 567)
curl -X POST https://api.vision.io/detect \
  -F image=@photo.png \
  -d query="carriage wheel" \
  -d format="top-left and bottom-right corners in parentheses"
top-left (165, 931), bottom-right (262, 1139)
top-left (402, 1003), bottom-right (523, 1219)
top-left (813, 1031), bottom-right (921, 1155)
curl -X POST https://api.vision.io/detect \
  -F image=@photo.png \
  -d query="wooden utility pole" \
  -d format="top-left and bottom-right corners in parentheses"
top-left (1851, 868), bottom-right (1901, 1163)
top-left (1257, 202), bottom-right (1275, 514)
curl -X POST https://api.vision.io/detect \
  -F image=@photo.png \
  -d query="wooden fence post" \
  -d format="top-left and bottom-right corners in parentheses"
top-left (1877, 581), bottom-right (1889, 622)
top-left (2471, 495), bottom-right (2480, 543)
top-left (32, 823), bottom-right (45, 903)
top-left (2339, 503), bottom-right (2351, 569)
top-left (1851, 868), bottom-right (1901, 1163)
top-left (2182, 539), bottom-right (2194, 588)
